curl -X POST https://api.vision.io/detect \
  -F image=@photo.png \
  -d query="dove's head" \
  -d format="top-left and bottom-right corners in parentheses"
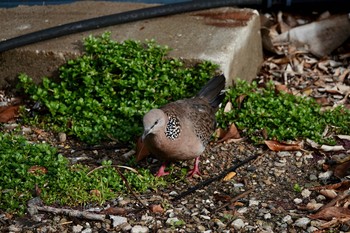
top-left (142, 109), bottom-right (167, 141)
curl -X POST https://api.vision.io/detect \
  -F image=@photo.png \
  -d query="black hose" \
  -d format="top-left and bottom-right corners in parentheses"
top-left (0, 0), bottom-right (262, 53)
top-left (0, 0), bottom-right (348, 53)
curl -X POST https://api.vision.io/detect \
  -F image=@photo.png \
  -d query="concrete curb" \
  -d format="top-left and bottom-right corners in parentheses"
top-left (0, 1), bottom-right (263, 89)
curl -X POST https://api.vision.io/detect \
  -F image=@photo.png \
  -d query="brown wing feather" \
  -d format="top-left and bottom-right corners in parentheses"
top-left (161, 97), bottom-right (216, 146)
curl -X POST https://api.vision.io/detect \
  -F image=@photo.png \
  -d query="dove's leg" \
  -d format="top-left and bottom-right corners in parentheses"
top-left (156, 162), bottom-right (170, 177)
top-left (188, 157), bottom-right (201, 177)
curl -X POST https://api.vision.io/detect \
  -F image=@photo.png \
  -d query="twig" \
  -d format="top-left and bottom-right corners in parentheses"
top-left (318, 189), bottom-right (350, 211)
top-left (34, 205), bottom-right (106, 221)
top-left (114, 166), bottom-right (148, 210)
top-left (60, 144), bottom-right (129, 153)
top-left (114, 167), bottom-right (159, 233)
top-left (215, 188), bottom-right (254, 212)
top-left (173, 153), bottom-right (259, 202)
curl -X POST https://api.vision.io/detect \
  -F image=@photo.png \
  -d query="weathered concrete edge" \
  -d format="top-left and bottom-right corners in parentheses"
top-left (0, 2), bottom-right (263, 90)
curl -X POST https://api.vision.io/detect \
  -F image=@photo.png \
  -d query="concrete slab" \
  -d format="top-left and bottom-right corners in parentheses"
top-left (0, 1), bottom-right (262, 89)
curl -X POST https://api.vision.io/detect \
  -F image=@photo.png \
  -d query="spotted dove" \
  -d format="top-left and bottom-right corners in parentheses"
top-left (142, 74), bottom-right (226, 177)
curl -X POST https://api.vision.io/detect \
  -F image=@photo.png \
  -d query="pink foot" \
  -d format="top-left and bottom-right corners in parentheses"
top-left (187, 157), bottom-right (201, 177)
top-left (156, 163), bottom-right (170, 177)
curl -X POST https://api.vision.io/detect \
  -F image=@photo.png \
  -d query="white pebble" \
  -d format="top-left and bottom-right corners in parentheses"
top-left (81, 228), bottom-right (92, 233)
top-left (282, 215), bottom-right (293, 224)
top-left (301, 189), bottom-right (311, 198)
top-left (141, 214), bottom-right (154, 223)
top-left (121, 223), bottom-right (132, 231)
top-left (293, 198), bottom-right (303, 204)
top-left (249, 200), bottom-right (260, 206)
top-left (200, 215), bottom-right (211, 220)
top-left (294, 217), bottom-right (311, 229)
top-left (169, 191), bottom-right (178, 196)
top-left (318, 171), bottom-right (333, 180)
top-left (166, 217), bottom-right (179, 225)
top-left (72, 225), bottom-right (83, 233)
top-left (231, 218), bottom-right (245, 230)
top-left (131, 225), bottom-right (149, 233)
top-left (264, 213), bottom-right (272, 219)
top-left (110, 215), bottom-right (127, 227)
top-left (237, 207), bottom-right (248, 214)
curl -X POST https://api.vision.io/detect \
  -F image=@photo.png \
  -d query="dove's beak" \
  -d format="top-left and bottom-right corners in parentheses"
top-left (141, 130), bottom-right (149, 142)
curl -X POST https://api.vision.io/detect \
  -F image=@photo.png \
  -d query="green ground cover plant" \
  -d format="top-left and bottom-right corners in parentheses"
top-left (18, 32), bottom-right (218, 144)
top-left (216, 80), bottom-right (350, 144)
top-left (0, 132), bottom-right (162, 214)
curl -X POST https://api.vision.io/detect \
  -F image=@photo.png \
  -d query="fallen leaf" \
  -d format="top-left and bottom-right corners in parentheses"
top-left (306, 202), bottom-right (324, 211)
top-left (101, 207), bottom-right (126, 215)
top-left (224, 101), bottom-right (232, 113)
top-left (213, 193), bottom-right (231, 202)
top-left (90, 189), bottom-right (101, 197)
top-left (223, 172), bottom-right (236, 181)
top-left (236, 94), bottom-right (247, 109)
top-left (310, 180), bottom-right (350, 192)
top-left (320, 144), bottom-right (345, 152)
top-left (218, 123), bottom-right (241, 143)
top-left (28, 165), bottom-right (48, 175)
top-left (265, 140), bottom-right (302, 151)
top-left (149, 204), bottom-right (164, 213)
top-left (302, 88), bottom-right (313, 96)
top-left (334, 160), bottom-right (350, 178)
top-left (337, 134), bottom-right (350, 140)
top-left (136, 136), bottom-right (150, 162)
top-left (319, 189), bottom-right (338, 199)
top-left (306, 139), bottom-right (345, 151)
top-left (275, 84), bottom-right (291, 93)
top-left (214, 127), bottom-right (227, 139)
top-left (309, 206), bottom-right (350, 221)
top-left (35, 184), bottom-right (42, 196)
top-left (0, 105), bottom-right (19, 123)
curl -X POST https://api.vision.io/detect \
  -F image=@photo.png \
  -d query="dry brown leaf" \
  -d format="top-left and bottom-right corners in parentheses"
top-left (309, 206), bottom-right (350, 221)
top-left (264, 140), bottom-right (302, 151)
top-left (306, 202), bottom-right (324, 211)
top-left (223, 172), bottom-right (236, 181)
top-left (28, 165), bottom-right (48, 175)
top-left (236, 94), bottom-right (247, 109)
top-left (302, 88), bottom-right (313, 96)
top-left (136, 136), bottom-right (150, 162)
top-left (338, 69), bottom-right (350, 83)
top-left (149, 204), bottom-right (164, 213)
top-left (217, 123), bottom-right (241, 143)
top-left (214, 127), bottom-right (227, 140)
top-left (275, 84), bottom-right (291, 93)
top-left (337, 135), bottom-right (350, 140)
top-left (306, 139), bottom-right (345, 151)
top-left (320, 217), bottom-right (350, 229)
top-left (319, 189), bottom-right (338, 199)
top-left (101, 207), bottom-right (126, 215)
top-left (0, 105), bottom-right (19, 123)
top-left (315, 96), bottom-right (329, 106)
top-left (261, 27), bottom-right (282, 54)
top-left (271, 56), bottom-right (290, 65)
top-left (334, 160), bottom-right (350, 178)
top-left (224, 101), bottom-right (232, 113)
top-left (90, 189), bottom-right (101, 197)
top-left (310, 180), bottom-right (350, 192)
top-left (213, 193), bottom-right (232, 202)
top-left (320, 144), bottom-right (345, 152)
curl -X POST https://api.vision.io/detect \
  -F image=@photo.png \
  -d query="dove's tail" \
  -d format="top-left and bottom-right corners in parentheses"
top-left (197, 74), bottom-right (226, 108)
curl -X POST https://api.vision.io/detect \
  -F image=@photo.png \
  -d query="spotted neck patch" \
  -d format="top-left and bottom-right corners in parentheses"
top-left (165, 115), bottom-right (181, 140)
